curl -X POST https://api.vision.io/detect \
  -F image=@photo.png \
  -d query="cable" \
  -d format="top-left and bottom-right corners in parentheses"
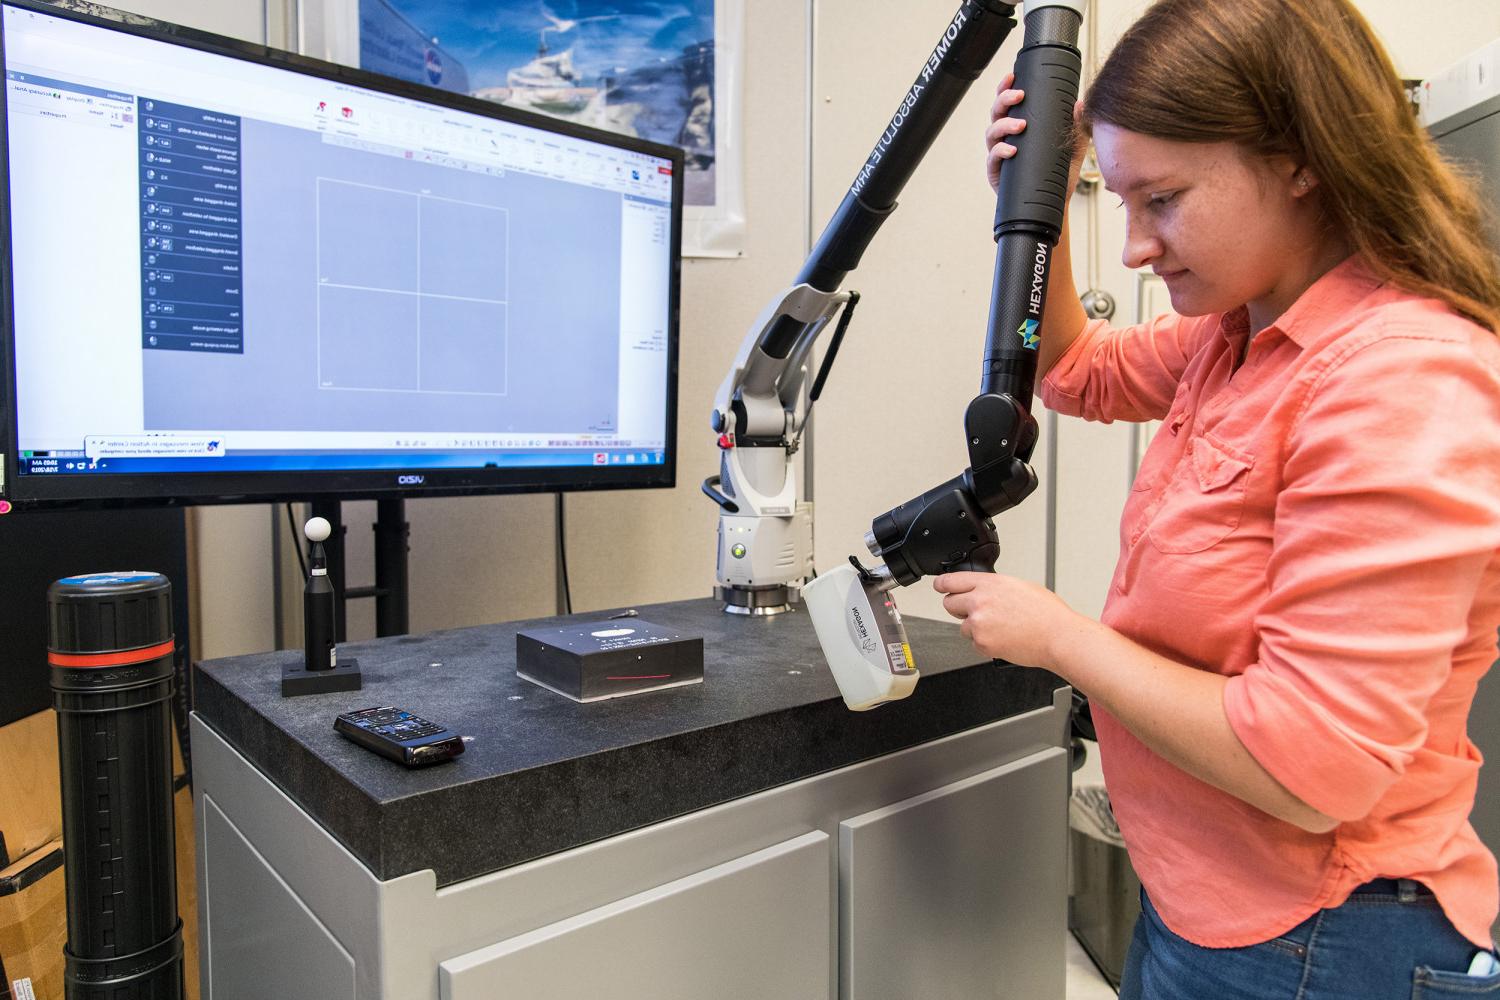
top-left (285, 503), bottom-right (307, 578)
top-left (555, 493), bottom-right (573, 615)
top-left (1086, 2), bottom-right (1102, 296)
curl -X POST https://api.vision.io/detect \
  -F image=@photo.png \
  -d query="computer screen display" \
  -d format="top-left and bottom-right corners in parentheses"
top-left (0, 0), bottom-right (680, 508)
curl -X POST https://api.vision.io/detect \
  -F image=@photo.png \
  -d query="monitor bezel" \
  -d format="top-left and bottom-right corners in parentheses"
top-left (0, 0), bottom-right (683, 510)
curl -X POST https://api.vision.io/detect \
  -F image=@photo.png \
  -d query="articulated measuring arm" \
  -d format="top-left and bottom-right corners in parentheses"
top-left (706, 0), bottom-right (1024, 613)
top-left (707, 0), bottom-right (1084, 613)
top-left (865, 2), bottom-right (1084, 587)
top-left (710, 0), bottom-right (1021, 446)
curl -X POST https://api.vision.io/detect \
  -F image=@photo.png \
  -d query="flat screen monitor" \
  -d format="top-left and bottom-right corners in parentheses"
top-left (0, 0), bottom-right (681, 509)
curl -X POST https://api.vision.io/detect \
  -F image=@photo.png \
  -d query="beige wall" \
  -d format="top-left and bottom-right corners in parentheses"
top-left (807, 2), bottom-right (1049, 625)
top-left (1348, 1), bottom-right (1500, 79)
top-left (800, 0), bottom-right (1500, 628)
top-left (97, 1), bottom-right (1500, 656)
top-left (103, 0), bottom-right (265, 40)
top-left (1046, 0), bottom-right (1500, 783)
top-left (1055, 0), bottom-right (1500, 620)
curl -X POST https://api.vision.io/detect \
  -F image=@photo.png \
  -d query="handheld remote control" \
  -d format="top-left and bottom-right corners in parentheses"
top-left (334, 707), bottom-right (465, 767)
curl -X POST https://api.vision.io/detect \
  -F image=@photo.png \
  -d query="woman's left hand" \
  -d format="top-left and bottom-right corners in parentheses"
top-left (933, 572), bottom-right (1082, 669)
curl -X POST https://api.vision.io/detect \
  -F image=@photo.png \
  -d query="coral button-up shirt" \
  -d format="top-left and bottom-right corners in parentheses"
top-left (1040, 257), bottom-right (1500, 949)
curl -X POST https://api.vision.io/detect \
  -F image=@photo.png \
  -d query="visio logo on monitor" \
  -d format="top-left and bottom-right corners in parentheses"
top-left (397, 475), bottom-right (425, 486)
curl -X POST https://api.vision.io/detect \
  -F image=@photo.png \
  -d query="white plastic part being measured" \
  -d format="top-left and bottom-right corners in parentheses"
top-left (803, 564), bottom-right (919, 712)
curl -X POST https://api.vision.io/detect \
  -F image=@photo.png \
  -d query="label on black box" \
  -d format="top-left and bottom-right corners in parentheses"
top-left (583, 624), bottom-right (681, 651)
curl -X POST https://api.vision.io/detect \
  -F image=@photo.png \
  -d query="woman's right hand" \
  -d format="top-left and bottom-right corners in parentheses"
top-left (984, 72), bottom-right (1088, 197)
top-left (985, 72), bottom-right (1027, 193)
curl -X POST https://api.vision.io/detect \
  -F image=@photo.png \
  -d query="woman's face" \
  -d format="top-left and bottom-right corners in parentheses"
top-left (1092, 124), bottom-right (1320, 323)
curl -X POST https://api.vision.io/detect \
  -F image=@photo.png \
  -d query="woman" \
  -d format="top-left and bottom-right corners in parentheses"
top-left (943, 0), bottom-right (1500, 995)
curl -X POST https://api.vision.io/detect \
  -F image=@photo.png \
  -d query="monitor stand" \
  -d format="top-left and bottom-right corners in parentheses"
top-left (310, 498), bottom-right (411, 640)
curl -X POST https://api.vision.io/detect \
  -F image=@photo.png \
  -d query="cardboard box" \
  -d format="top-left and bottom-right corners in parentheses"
top-left (0, 712), bottom-right (60, 867)
top-left (0, 840), bottom-right (65, 1000)
top-left (0, 710), bottom-right (200, 1000)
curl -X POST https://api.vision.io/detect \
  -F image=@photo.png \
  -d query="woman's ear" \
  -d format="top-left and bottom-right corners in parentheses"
top-left (1291, 167), bottom-right (1318, 197)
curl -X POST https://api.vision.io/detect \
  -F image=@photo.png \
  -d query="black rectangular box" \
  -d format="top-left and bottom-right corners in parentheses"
top-left (516, 620), bottom-right (704, 702)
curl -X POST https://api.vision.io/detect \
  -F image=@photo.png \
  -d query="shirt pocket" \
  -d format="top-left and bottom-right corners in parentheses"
top-left (1146, 432), bottom-right (1255, 555)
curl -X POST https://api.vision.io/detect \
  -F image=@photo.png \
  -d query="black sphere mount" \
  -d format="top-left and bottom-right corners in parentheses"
top-left (282, 515), bottom-right (363, 697)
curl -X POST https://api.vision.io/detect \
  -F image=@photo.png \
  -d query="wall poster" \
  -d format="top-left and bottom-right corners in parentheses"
top-left (302, 0), bottom-right (745, 256)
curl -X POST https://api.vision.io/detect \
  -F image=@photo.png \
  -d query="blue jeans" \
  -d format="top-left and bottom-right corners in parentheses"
top-left (1119, 880), bottom-right (1500, 999)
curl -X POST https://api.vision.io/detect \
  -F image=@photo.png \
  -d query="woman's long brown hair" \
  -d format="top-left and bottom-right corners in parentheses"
top-left (1082, 0), bottom-right (1500, 334)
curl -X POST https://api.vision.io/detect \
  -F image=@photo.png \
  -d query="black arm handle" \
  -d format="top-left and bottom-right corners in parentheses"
top-left (992, 9), bottom-right (1083, 242)
top-left (701, 475), bottom-right (739, 514)
top-left (808, 291), bottom-right (859, 404)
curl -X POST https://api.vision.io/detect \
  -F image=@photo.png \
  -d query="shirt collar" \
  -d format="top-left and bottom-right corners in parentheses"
top-left (1257, 255), bottom-right (1383, 348)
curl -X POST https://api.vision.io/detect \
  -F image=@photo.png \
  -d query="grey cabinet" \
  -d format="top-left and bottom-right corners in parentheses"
top-left (193, 692), bottom-right (1069, 1000)
top-left (1430, 102), bottom-right (1500, 943)
top-left (840, 754), bottom-right (1068, 1000)
top-left (200, 795), bottom-right (357, 1000)
top-left (440, 832), bottom-right (832, 1000)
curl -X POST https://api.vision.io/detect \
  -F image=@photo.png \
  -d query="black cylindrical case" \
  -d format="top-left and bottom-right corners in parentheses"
top-left (48, 571), bottom-right (183, 1000)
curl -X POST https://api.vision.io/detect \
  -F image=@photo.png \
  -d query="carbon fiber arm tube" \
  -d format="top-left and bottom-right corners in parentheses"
top-left (980, 5), bottom-right (1083, 404)
top-left (864, 4), bottom-right (1085, 585)
top-left (759, 0), bottom-right (1017, 359)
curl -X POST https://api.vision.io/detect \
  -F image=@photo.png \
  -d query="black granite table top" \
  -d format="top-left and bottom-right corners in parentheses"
top-left (193, 598), bottom-right (1063, 886)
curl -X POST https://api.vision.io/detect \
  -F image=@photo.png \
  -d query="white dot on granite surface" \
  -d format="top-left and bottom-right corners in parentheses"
top-left (508, 695), bottom-right (523, 701)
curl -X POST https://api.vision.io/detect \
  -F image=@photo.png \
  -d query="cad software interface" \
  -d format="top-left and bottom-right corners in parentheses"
top-left (3, 5), bottom-right (674, 479)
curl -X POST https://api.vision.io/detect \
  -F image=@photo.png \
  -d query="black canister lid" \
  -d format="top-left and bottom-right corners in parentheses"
top-left (48, 572), bottom-right (173, 655)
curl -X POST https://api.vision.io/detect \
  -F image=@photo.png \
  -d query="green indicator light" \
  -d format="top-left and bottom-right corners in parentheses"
top-left (731, 543), bottom-right (747, 559)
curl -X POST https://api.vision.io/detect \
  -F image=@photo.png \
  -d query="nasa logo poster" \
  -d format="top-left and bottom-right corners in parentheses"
top-left (355, 0), bottom-right (745, 256)
top-left (423, 45), bottom-right (444, 86)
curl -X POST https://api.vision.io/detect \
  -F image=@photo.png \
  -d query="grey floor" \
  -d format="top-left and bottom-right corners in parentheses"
top-left (1067, 930), bottom-right (1119, 999)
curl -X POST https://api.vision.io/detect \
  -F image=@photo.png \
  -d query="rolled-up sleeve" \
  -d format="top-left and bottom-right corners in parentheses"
top-left (1224, 331), bottom-right (1500, 822)
top-left (1040, 312), bottom-right (1218, 423)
